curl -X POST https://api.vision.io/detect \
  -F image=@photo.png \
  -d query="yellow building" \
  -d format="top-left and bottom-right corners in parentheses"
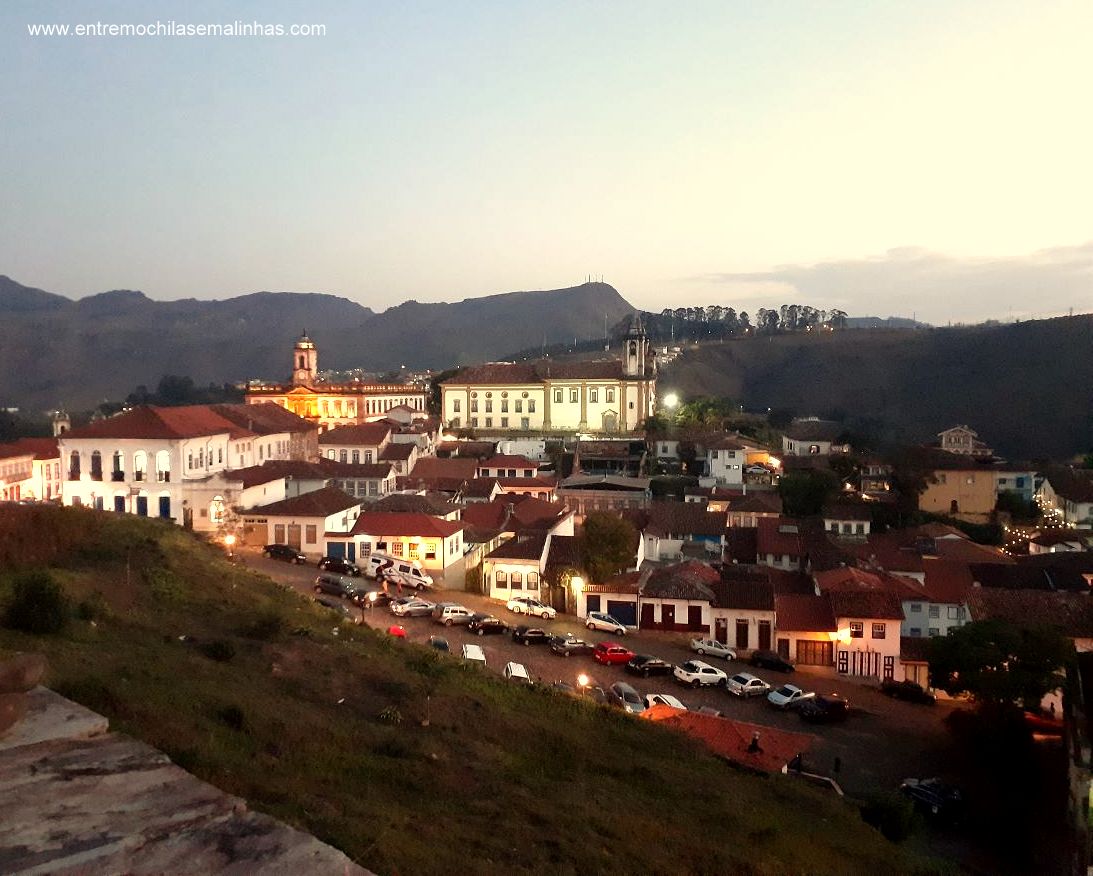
top-left (245, 333), bottom-right (427, 434)
top-left (919, 464), bottom-right (998, 520)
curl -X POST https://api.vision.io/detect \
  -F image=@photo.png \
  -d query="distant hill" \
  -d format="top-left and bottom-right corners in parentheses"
top-left (662, 317), bottom-right (1093, 460)
top-left (845, 316), bottom-right (928, 329)
top-left (0, 277), bottom-right (633, 410)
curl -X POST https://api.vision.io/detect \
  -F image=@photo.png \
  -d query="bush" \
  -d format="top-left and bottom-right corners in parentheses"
top-left (215, 704), bottom-right (246, 731)
top-left (860, 791), bottom-right (916, 842)
top-left (75, 591), bottom-right (109, 622)
top-left (237, 611), bottom-right (285, 641)
top-left (3, 570), bottom-right (68, 634)
top-left (200, 639), bottom-right (236, 662)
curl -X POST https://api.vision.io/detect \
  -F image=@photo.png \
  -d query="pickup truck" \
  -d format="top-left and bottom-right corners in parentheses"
top-left (766, 683), bottom-right (816, 709)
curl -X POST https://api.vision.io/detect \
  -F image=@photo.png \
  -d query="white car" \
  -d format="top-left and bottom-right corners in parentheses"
top-left (727, 672), bottom-right (772, 698)
top-left (502, 661), bottom-right (532, 684)
top-left (644, 693), bottom-right (687, 710)
top-left (767, 684), bottom-right (815, 710)
top-left (461, 643), bottom-right (486, 667)
top-left (690, 638), bottom-right (737, 661)
top-left (505, 597), bottom-right (557, 619)
top-left (585, 611), bottom-right (627, 635)
top-left (673, 660), bottom-right (728, 688)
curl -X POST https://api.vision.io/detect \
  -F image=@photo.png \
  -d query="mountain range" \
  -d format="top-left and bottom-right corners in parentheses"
top-left (0, 276), bottom-right (634, 411)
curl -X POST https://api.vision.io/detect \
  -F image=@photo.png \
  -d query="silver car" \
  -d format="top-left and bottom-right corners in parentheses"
top-left (585, 611), bottom-right (627, 636)
top-left (608, 682), bottom-right (646, 714)
top-left (391, 598), bottom-right (435, 617)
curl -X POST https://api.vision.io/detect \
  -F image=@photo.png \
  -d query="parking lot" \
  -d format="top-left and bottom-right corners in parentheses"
top-left (246, 547), bottom-right (960, 802)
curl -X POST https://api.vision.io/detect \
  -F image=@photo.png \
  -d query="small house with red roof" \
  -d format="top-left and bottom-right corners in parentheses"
top-left (251, 486), bottom-right (362, 558)
top-left (0, 437), bottom-right (60, 502)
top-left (329, 510), bottom-right (465, 581)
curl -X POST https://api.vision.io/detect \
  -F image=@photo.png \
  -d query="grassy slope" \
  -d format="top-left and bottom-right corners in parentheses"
top-left (0, 507), bottom-right (942, 876)
top-left (663, 316), bottom-right (1093, 459)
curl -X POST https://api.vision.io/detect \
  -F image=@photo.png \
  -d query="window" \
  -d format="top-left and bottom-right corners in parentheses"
top-left (425, 542), bottom-right (437, 560)
top-left (501, 417), bottom-right (509, 428)
top-left (407, 542), bottom-right (418, 558)
top-left (569, 389), bottom-right (578, 403)
top-left (871, 623), bottom-right (886, 639)
top-left (527, 572), bottom-right (539, 586)
top-left (274, 524), bottom-right (285, 543)
top-left (849, 622), bottom-right (863, 638)
top-left (628, 401), bottom-right (634, 409)
top-left (590, 388), bottom-right (598, 403)
top-left (451, 417), bottom-right (461, 428)
top-left (501, 400), bottom-right (508, 412)
top-left (909, 627), bottom-right (922, 637)
top-left (910, 603), bottom-right (922, 613)
top-left (809, 444), bottom-right (820, 455)
top-left (471, 400), bottom-right (479, 413)
top-left (392, 542), bottom-right (404, 557)
top-left (928, 605), bottom-right (940, 618)
top-left (511, 571), bottom-right (523, 589)
top-left (471, 417), bottom-right (478, 427)
top-left (495, 570), bottom-right (508, 588)
top-left (528, 400), bottom-right (535, 413)
top-left (485, 400), bottom-right (493, 413)
top-left (515, 400), bottom-right (523, 413)
top-left (928, 627), bottom-right (940, 637)
top-left (364, 450), bottom-right (372, 463)
top-left (553, 389), bottom-right (562, 403)
top-left (453, 399), bottom-right (461, 413)
top-left (855, 523), bottom-right (865, 534)
top-left (606, 389), bottom-right (615, 403)
top-left (937, 473), bottom-right (947, 484)
top-left (485, 418), bottom-right (493, 428)
top-left (305, 525), bottom-right (317, 544)
top-left (947, 606), bottom-right (965, 620)
top-left (326, 449), bottom-right (336, 460)
top-left (339, 450), bottom-right (348, 463)
top-left (712, 451), bottom-right (718, 459)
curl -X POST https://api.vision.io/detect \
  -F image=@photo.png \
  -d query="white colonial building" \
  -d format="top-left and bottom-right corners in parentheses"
top-left (440, 317), bottom-right (656, 435)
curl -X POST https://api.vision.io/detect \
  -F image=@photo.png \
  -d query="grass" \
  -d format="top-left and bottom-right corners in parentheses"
top-left (0, 505), bottom-right (948, 875)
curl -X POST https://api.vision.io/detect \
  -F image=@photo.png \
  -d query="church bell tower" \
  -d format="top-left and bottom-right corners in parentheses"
top-left (623, 314), bottom-right (648, 377)
top-left (292, 331), bottom-right (318, 386)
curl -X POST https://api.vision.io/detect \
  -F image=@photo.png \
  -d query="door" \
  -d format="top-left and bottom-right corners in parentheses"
top-left (158, 496), bottom-right (171, 519)
top-left (715, 617), bottom-right (728, 645)
top-left (640, 603), bottom-right (655, 629)
top-left (136, 496), bottom-right (148, 516)
top-left (883, 656), bottom-right (895, 680)
top-left (586, 595), bottom-right (601, 614)
top-left (837, 650), bottom-right (849, 674)
top-left (607, 600), bottom-right (637, 626)
top-left (735, 619), bottom-right (749, 650)
top-left (776, 637), bottom-right (790, 659)
top-left (758, 620), bottom-right (771, 650)
top-left (662, 604), bottom-right (676, 630)
top-left (326, 542), bottom-right (346, 559)
top-left (287, 524), bottom-right (302, 549)
top-left (796, 640), bottom-right (834, 666)
top-left (687, 605), bottom-right (703, 631)
top-left (114, 496), bottom-right (125, 513)
top-left (346, 542), bottom-right (356, 562)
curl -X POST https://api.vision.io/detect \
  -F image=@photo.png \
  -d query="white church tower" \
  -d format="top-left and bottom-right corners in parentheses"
top-left (623, 314), bottom-right (649, 377)
top-left (291, 331), bottom-right (318, 387)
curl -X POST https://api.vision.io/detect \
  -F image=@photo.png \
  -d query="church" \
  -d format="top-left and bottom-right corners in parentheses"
top-left (440, 316), bottom-right (656, 434)
top-left (245, 333), bottom-right (428, 433)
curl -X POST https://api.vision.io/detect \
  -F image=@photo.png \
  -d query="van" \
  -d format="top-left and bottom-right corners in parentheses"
top-left (363, 553), bottom-right (434, 590)
top-left (313, 572), bottom-right (365, 603)
top-left (461, 643), bottom-right (486, 667)
top-left (502, 662), bottom-right (532, 684)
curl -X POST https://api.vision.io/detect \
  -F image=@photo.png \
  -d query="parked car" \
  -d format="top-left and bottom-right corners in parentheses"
top-left (593, 642), bottom-right (636, 666)
top-left (512, 625), bottom-right (551, 646)
top-left (626, 655), bottom-right (674, 678)
top-left (391, 598), bottom-right (435, 617)
top-left (428, 636), bottom-right (450, 652)
top-left (505, 596), bottom-right (557, 619)
top-left (585, 611), bottom-right (628, 635)
top-left (314, 594), bottom-right (354, 619)
top-left (750, 650), bottom-right (794, 673)
top-left (387, 624), bottom-right (406, 638)
top-left (432, 604), bottom-right (474, 627)
top-left (644, 693), bottom-right (687, 710)
top-left (767, 683), bottom-right (815, 710)
top-left (881, 679), bottom-right (937, 705)
top-left (551, 680), bottom-right (576, 695)
top-left (607, 682), bottom-right (647, 714)
top-left (727, 672), bottom-right (771, 698)
top-left (673, 660), bottom-right (728, 688)
top-left (467, 613), bottom-right (508, 636)
top-left (313, 573), bottom-right (362, 601)
top-left (690, 638), bottom-right (737, 661)
top-left (549, 634), bottom-right (595, 657)
top-left (361, 589), bottom-right (393, 608)
top-left (462, 643), bottom-right (486, 666)
top-left (502, 661), bottom-right (532, 684)
top-left (317, 556), bottom-right (361, 576)
top-left (900, 777), bottom-right (963, 822)
top-left (264, 543), bottom-right (306, 563)
top-left (799, 694), bottom-right (850, 724)
top-left (388, 596), bottom-right (417, 613)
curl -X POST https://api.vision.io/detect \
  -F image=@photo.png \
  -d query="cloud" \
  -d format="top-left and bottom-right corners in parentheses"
top-left (688, 242), bottom-right (1093, 323)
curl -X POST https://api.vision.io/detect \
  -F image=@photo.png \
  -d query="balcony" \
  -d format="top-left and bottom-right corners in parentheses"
top-left (67, 470), bottom-right (80, 481)
top-left (134, 471), bottom-right (144, 482)
top-left (111, 471), bottom-right (125, 482)
top-left (156, 472), bottom-right (170, 483)
top-left (89, 471), bottom-right (103, 482)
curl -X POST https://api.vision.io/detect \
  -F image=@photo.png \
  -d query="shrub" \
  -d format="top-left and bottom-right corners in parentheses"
top-left (200, 639), bottom-right (236, 662)
top-left (215, 704), bottom-right (246, 731)
top-left (860, 791), bottom-right (917, 842)
top-left (378, 706), bottom-right (403, 725)
top-left (75, 591), bottom-right (109, 622)
top-left (3, 569), bottom-right (68, 634)
top-left (237, 611), bottom-right (285, 641)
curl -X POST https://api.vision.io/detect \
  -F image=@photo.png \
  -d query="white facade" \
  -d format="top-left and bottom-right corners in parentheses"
top-left (901, 599), bottom-right (967, 639)
top-left (832, 616), bottom-right (903, 679)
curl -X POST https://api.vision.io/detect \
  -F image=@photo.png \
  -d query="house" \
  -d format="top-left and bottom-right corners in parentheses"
top-left (629, 502), bottom-right (728, 563)
top-left (378, 442), bottom-right (418, 477)
top-left (244, 333), bottom-right (427, 432)
top-left (0, 437), bottom-right (60, 502)
top-left (919, 454), bottom-right (999, 520)
top-left (1029, 530), bottom-right (1089, 554)
top-left (781, 418), bottom-right (848, 457)
top-left (900, 558), bottom-right (973, 638)
top-left (937, 425), bottom-right (993, 457)
top-left (726, 492), bottom-right (782, 528)
top-left (400, 456), bottom-right (480, 497)
top-left (702, 435), bottom-right (773, 486)
top-left (318, 422), bottom-right (393, 466)
top-left (825, 589), bottom-right (905, 679)
top-left (436, 440), bottom-right (497, 460)
top-left (968, 588), bottom-right (1093, 652)
top-left (482, 532), bottom-right (551, 602)
top-left (330, 510), bottom-right (465, 582)
top-left (859, 459), bottom-right (893, 496)
top-left (821, 501), bottom-right (872, 539)
top-left (637, 561), bottom-right (721, 632)
top-left (709, 567), bottom-right (777, 654)
top-left (556, 474), bottom-right (651, 519)
top-left (477, 455), bottom-right (539, 479)
top-left (575, 572), bottom-right (642, 628)
top-left (771, 594), bottom-right (839, 669)
top-left (493, 476), bottom-right (558, 503)
top-left (756, 517), bottom-right (810, 571)
top-left (249, 486), bottom-right (362, 558)
top-left (315, 459), bottom-right (397, 501)
top-left (1037, 468), bottom-right (1093, 529)
top-left (59, 404), bottom-right (315, 530)
top-left (440, 316), bottom-right (656, 434)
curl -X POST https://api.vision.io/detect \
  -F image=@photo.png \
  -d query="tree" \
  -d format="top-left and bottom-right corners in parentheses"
top-left (777, 470), bottom-right (840, 517)
top-left (3, 570), bottom-right (68, 634)
top-left (580, 513), bottom-right (639, 583)
top-left (929, 619), bottom-right (1073, 708)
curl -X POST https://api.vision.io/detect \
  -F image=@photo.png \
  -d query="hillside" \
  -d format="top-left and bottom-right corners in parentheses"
top-left (0, 506), bottom-right (939, 875)
top-left (662, 316), bottom-right (1093, 459)
top-left (0, 277), bottom-right (633, 411)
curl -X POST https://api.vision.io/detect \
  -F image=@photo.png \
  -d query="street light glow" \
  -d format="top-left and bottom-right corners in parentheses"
top-left (577, 673), bottom-right (590, 688)
top-left (663, 392), bottom-right (679, 409)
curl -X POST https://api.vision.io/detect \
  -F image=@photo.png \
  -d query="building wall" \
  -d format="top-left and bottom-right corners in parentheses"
top-left (920, 469), bottom-right (997, 518)
top-left (901, 600), bottom-right (967, 638)
top-left (832, 617), bottom-right (903, 679)
top-left (782, 437), bottom-right (833, 457)
top-left (345, 530), bottom-right (464, 576)
top-left (707, 448), bottom-right (745, 485)
top-left (482, 558), bottom-right (545, 601)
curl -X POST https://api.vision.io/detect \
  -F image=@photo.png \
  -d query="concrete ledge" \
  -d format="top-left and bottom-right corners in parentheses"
top-left (0, 687), bottom-right (108, 752)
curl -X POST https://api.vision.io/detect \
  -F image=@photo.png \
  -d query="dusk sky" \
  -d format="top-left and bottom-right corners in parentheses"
top-left (2, 1), bottom-right (1091, 323)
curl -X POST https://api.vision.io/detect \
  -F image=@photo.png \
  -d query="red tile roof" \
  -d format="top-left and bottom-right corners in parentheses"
top-left (814, 567), bottom-right (922, 601)
top-left (348, 511), bottom-right (463, 539)
top-left (642, 561), bottom-right (720, 601)
top-left (0, 437), bottom-right (59, 461)
top-left (919, 558), bottom-right (975, 604)
top-left (64, 405), bottom-right (251, 441)
top-left (408, 457), bottom-right (479, 482)
top-left (436, 440), bottom-right (497, 459)
top-left (827, 589), bottom-right (904, 621)
top-left (728, 493), bottom-right (783, 514)
top-left (313, 459), bottom-right (395, 479)
top-left (642, 705), bottom-right (814, 774)
top-left (486, 533), bottom-right (549, 561)
top-left (249, 486), bottom-right (359, 517)
top-left (757, 517), bottom-right (806, 557)
top-left (379, 443), bottom-right (416, 461)
top-left (318, 422), bottom-right (392, 446)
top-left (213, 403), bottom-right (314, 436)
top-left (774, 594), bottom-right (837, 632)
top-left (443, 359), bottom-right (637, 385)
top-left (969, 588), bottom-right (1093, 638)
top-left (480, 455), bottom-right (537, 470)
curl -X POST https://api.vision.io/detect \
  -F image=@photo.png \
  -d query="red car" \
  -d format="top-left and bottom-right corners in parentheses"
top-left (593, 642), bottom-right (635, 666)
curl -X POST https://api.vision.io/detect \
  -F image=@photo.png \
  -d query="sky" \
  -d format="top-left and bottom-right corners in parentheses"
top-left (2, 1), bottom-right (1091, 324)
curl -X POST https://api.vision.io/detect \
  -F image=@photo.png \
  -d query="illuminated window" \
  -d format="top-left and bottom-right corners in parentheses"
top-left (849, 622), bottom-right (863, 638)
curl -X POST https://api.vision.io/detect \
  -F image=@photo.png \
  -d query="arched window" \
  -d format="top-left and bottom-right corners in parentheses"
top-left (133, 451), bottom-right (147, 482)
top-left (90, 451), bottom-right (103, 480)
top-left (352, 450), bottom-right (360, 464)
top-left (339, 450), bottom-right (348, 463)
top-left (495, 571), bottom-right (508, 588)
top-left (510, 571), bottom-right (523, 589)
top-left (527, 572), bottom-right (539, 587)
top-left (68, 451), bottom-right (80, 480)
top-left (111, 451), bottom-right (124, 481)
top-left (156, 450), bottom-right (171, 483)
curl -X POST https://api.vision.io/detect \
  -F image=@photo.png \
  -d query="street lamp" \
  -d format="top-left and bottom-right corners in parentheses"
top-left (224, 533), bottom-right (236, 561)
top-left (577, 673), bottom-right (590, 697)
top-left (662, 392), bottom-right (679, 412)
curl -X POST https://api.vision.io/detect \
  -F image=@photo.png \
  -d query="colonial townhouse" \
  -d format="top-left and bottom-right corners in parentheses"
top-left (378, 442), bottom-right (418, 477)
top-left (318, 422), bottom-right (393, 466)
top-left (629, 502), bottom-right (728, 563)
top-left (1037, 467), bottom-right (1093, 528)
top-left (59, 404), bottom-right (313, 530)
top-left (477, 455), bottom-right (539, 479)
top-left (0, 438), bottom-right (60, 502)
top-left (440, 316), bottom-right (656, 435)
top-left (315, 460), bottom-right (397, 502)
top-left (330, 511), bottom-right (465, 584)
top-left (251, 487), bottom-right (361, 558)
top-left (781, 418), bottom-right (848, 457)
top-left (704, 436), bottom-right (770, 486)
